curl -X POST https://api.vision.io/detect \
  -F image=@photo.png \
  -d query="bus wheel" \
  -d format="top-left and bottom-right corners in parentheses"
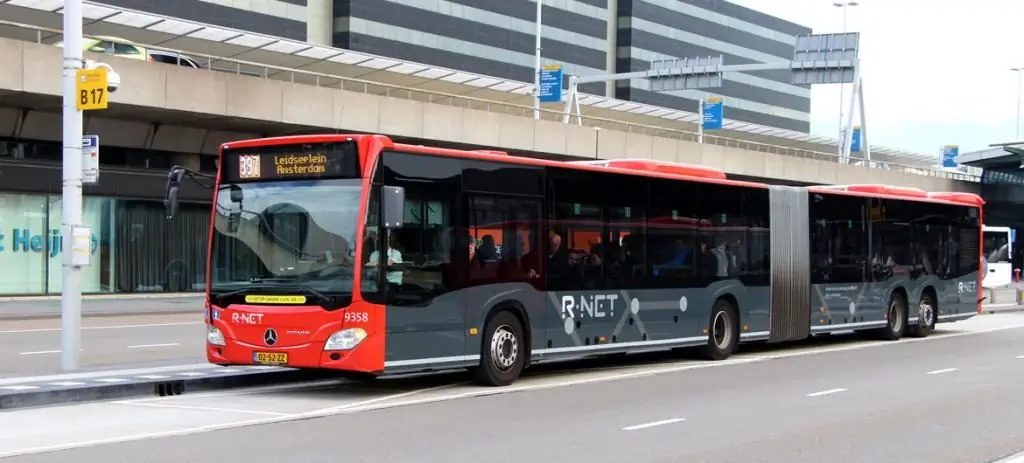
top-left (472, 310), bottom-right (525, 387)
top-left (877, 292), bottom-right (908, 341)
top-left (909, 292), bottom-right (936, 338)
top-left (701, 299), bottom-right (738, 361)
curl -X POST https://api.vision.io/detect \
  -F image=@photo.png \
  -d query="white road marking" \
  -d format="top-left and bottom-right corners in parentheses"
top-left (48, 381), bottom-right (86, 387)
top-left (0, 322), bottom-right (202, 334)
top-left (807, 388), bottom-right (847, 397)
top-left (1017, 355), bottom-right (1024, 359)
top-left (306, 383), bottom-right (462, 415)
top-left (621, 418), bottom-right (686, 431)
top-left (996, 450), bottom-right (1024, 463)
top-left (0, 385), bottom-right (39, 391)
top-left (3, 320), bottom-right (1024, 459)
top-left (111, 401), bottom-right (290, 417)
top-left (926, 368), bottom-right (958, 375)
top-left (127, 343), bottom-right (179, 349)
top-left (92, 378), bottom-right (128, 383)
top-left (135, 375), bottom-right (170, 380)
top-left (18, 350), bottom-right (61, 355)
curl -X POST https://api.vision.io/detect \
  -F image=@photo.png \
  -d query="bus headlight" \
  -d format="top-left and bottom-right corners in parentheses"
top-left (324, 328), bottom-right (367, 351)
top-left (207, 325), bottom-right (225, 346)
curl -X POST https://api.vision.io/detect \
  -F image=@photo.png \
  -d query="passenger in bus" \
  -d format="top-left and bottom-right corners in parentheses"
top-left (525, 230), bottom-right (572, 286)
top-left (582, 243), bottom-right (604, 288)
top-left (474, 235), bottom-right (499, 263)
top-left (653, 238), bottom-right (690, 276)
top-left (366, 233), bottom-right (403, 285)
top-left (697, 238), bottom-right (720, 276)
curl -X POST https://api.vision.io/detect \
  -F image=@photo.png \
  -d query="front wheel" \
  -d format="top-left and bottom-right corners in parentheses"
top-left (909, 292), bottom-right (936, 338)
top-left (472, 311), bottom-right (526, 387)
top-left (700, 298), bottom-right (739, 361)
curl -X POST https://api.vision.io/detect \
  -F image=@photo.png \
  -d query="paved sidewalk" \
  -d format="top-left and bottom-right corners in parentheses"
top-left (0, 293), bottom-right (204, 320)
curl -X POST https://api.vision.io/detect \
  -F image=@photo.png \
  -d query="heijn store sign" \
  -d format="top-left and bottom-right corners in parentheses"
top-left (0, 228), bottom-right (99, 256)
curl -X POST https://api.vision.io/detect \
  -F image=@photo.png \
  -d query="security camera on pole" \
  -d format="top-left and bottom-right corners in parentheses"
top-left (61, 0), bottom-right (122, 372)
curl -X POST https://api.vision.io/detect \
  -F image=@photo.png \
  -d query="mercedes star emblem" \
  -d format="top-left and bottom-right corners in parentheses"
top-left (263, 328), bottom-right (278, 346)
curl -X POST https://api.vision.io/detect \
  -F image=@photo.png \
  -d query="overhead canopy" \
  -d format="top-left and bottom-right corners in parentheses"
top-left (0, 0), bottom-right (942, 167)
top-left (957, 144), bottom-right (1024, 169)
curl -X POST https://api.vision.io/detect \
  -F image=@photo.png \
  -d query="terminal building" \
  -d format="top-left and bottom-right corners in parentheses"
top-left (96, 0), bottom-right (812, 132)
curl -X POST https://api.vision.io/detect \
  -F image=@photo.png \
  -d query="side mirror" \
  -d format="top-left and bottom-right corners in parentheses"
top-left (382, 185), bottom-right (405, 229)
top-left (229, 184), bottom-right (243, 203)
top-left (164, 167), bottom-right (186, 220)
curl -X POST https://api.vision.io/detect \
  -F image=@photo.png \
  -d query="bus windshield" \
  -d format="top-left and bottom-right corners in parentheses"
top-left (209, 178), bottom-right (363, 306)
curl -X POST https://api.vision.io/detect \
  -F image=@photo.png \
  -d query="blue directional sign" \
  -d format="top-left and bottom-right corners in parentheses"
top-left (941, 145), bottom-right (959, 168)
top-left (538, 64), bottom-right (563, 103)
top-left (850, 126), bottom-right (862, 153)
top-left (702, 97), bottom-right (723, 130)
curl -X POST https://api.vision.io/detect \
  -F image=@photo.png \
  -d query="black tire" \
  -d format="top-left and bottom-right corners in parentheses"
top-left (700, 298), bottom-right (739, 361)
top-left (876, 292), bottom-right (908, 341)
top-left (472, 310), bottom-right (526, 387)
top-left (909, 291), bottom-right (936, 338)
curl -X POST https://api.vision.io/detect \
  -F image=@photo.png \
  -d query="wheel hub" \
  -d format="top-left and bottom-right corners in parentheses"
top-left (490, 325), bottom-right (518, 371)
top-left (919, 301), bottom-right (934, 327)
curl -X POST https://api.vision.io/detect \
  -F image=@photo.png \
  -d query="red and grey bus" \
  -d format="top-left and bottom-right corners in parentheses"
top-left (163, 134), bottom-right (984, 386)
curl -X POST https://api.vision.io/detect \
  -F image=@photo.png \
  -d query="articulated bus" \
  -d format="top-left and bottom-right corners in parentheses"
top-left (163, 134), bottom-right (985, 386)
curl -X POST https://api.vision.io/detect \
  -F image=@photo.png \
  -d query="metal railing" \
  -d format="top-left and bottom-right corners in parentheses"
top-left (1, 19), bottom-right (980, 183)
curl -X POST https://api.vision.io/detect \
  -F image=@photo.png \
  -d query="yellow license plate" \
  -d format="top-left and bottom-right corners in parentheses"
top-left (244, 295), bottom-right (307, 304)
top-left (253, 352), bottom-right (288, 365)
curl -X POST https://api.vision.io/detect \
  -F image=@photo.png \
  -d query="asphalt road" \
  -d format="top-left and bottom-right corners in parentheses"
top-left (11, 320), bottom-right (1024, 463)
top-left (0, 314), bottom-right (204, 377)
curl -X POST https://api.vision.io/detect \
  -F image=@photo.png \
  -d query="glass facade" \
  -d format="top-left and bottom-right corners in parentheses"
top-left (0, 193), bottom-right (210, 295)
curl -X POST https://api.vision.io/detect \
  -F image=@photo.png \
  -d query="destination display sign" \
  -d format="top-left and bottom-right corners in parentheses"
top-left (221, 142), bottom-right (359, 182)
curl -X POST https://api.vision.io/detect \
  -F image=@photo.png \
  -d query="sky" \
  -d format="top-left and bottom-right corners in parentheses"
top-left (729, 0), bottom-right (1024, 156)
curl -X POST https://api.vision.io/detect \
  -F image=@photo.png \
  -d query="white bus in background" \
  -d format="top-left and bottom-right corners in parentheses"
top-left (982, 225), bottom-right (1014, 288)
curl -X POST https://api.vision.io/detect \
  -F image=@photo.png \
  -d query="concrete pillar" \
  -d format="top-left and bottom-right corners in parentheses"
top-left (306, 0), bottom-right (334, 46)
top-left (604, 0), bottom-right (618, 98)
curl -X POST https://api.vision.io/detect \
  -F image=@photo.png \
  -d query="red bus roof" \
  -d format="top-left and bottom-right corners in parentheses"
top-left (222, 134), bottom-right (981, 207)
top-left (927, 191), bottom-right (985, 206)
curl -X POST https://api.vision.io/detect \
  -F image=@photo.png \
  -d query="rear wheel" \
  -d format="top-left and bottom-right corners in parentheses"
top-left (700, 298), bottom-right (739, 360)
top-left (877, 292), bottom-right (907, 341)
top-left (472, 311), bottom-right (526, 387)
top-left (909, 292), bottom-right (936, 338)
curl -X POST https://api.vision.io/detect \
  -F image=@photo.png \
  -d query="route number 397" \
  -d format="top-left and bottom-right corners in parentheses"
top-left (344, 311), bottom-right (369, 323)
top-left (238, 155), bottom-right (261, 179)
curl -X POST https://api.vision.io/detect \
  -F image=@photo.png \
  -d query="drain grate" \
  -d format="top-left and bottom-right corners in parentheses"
top-left (154, 380), bottom-right (186, 397)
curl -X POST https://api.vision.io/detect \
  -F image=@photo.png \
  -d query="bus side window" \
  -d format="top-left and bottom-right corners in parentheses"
top-left (466, 195), bottom-right (541, 288)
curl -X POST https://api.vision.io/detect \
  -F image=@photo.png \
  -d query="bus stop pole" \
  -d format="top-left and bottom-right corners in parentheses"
top-left (60, 0), bottom-right (85, 372)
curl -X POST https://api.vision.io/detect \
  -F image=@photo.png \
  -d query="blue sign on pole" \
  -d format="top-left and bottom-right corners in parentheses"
top-left (538, 64), bottom-right (563, 103)
top-left (850, 126), bottom-right (861, 153)
top-left (702, 97), bottom-right (723, 130)
top-left (941, 145), bottom-right (959, 168)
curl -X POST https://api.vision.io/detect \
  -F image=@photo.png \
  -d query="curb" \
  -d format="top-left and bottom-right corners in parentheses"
top-left (983, 306), bottom-right (1024, 315)
top-left (0, 307), bottom-right (205, 321)
top-left (0, 369), bottom-right (336, 411)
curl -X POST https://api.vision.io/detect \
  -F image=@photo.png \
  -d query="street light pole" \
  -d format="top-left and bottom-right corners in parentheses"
top-left (1012, 67), bottom-right (1023, 139)
top-left (833, 1), bottom-right (858, 162)
top-left (533, 0), bottom-right (543, 120)
top-left (60, 0), bottom-right (85, 372)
